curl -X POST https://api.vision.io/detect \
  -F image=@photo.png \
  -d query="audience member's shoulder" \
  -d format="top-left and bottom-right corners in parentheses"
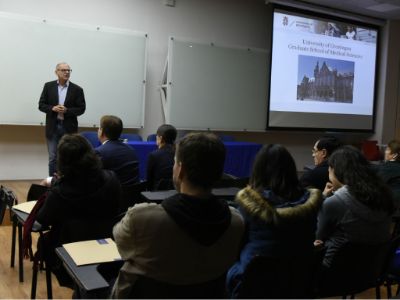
top-left (102, 169), bottom-right (119, 183)
top-left (45, 80), bottom-right (58, 87)
top-left (229, 205), bottom-right (243, 217)
top-left (323, 187), bottom-right (349, 207)
top-left (126, 202), bottom-right (165, 217)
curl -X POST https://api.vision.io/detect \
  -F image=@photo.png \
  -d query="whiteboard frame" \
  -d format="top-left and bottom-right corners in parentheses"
top-left (163, 36), bottom-right (269, 132)
top-left (0, 11), bottom-right (147, 128)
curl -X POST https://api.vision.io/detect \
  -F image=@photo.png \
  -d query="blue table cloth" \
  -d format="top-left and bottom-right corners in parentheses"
top-left (127, 141), bottom-right (262, 180)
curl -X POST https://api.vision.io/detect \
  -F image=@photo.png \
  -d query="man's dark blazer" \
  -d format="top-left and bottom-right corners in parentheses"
top-left (146, 144), bottom-right (175, 191)
top-left (299, 160), bottom-right (329, 191)
top-left (95, 140), bottom-right (140, 186)
top-left (38, 80), bottom-right (86, 139)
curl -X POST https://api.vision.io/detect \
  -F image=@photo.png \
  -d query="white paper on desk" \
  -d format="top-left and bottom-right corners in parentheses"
top-left (63, 238), bottom-right (122, 266)
top-left (12, 201), bottom-right (37, 214)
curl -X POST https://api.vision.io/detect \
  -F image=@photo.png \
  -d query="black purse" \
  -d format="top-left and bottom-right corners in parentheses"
top-left (0, 185), bottom-right (18, 224)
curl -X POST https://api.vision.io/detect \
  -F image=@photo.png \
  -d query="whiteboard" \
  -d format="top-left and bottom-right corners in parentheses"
top-left (0, 12), bottom-right (147, 128)
top-left (165, 37), bottom-right (268, 131)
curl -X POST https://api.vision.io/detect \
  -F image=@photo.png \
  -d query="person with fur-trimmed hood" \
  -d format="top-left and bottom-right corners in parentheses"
top-left (226, 144), bottom-right (322, 298)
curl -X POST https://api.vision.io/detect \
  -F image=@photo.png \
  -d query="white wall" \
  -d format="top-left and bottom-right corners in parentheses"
top-left (0, 0), bottom-right (269, 179)
top-left (0, 0), bottom-right (398, 180)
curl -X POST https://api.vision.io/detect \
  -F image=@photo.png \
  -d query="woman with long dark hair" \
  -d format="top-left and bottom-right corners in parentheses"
top-left (226, 144), bottom-right (322, 298)
top-left (316, 145), bottom-right (395, 267)
top-left (35, 134), bottom-right (121, 286)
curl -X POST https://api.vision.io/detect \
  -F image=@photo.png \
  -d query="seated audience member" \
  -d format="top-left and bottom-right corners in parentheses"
top-left (35, 134), bottom-right (121, 285)
top-left (111, 133), bottom-right (244, 298)
top-left (146, 124), bottom-right (177, 190)
top-left (226, 144), bottom-right (322, 298)
top-left (96, 115), bottom-right (139, 186)
top-left (315, 145), bottom-right (395, 268)
top-left (375, 140), bottom-right (400, 210)
top-left (300, 137), bottom-right (340, 191)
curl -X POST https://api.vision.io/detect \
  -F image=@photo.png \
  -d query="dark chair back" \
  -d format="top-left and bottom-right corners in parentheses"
top-left (237, 253), bottom-right (318, 299)
top-left (119, 181), bottom-right (147, 213)
top-left (129, 274), bottom-right (226, 299)
top-left (114, 160), bottom-right (140, 187)
top-left (154, 178), bottom-right (174, 191)
top-left (214, 174), bottom-right (248, 189)
top-left (27, 184), bottom-right (48, 201)
top-left (317, 241), bottom-right (391, 297)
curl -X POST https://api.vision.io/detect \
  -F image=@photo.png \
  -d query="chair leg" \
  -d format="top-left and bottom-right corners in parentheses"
top-left (45, 261), bottom-right (53, 299)
top-left (388, 282), bottom-right (393, 299)
top-left (17, 222), bottom-right (24, 282)
top-left (376, 284), bottom-right (381, 299)
top-left (10, 215), bottom-right (16, 268)
top-left (31, 261), bottom-right (38, 299)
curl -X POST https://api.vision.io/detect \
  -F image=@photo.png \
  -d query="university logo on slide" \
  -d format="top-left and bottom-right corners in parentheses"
top-left (283, 16), bottom-right (288, 26)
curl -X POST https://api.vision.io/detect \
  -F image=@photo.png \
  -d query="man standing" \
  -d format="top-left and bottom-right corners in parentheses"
top-left (39, 62), bottom-right (86, 176)
top-left (95, 115), bottom-right (139, 186)
top-left (111, 132), bottom-right (244, 298)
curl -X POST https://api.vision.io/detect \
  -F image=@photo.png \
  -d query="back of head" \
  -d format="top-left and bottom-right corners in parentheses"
top-left (100, 115), bottom-right (123, 141)
top-left (176, 132), bottom-right (225, 189)
top-left (316, 136), bottom-right (340, 157)
top-left (250, 144), bottom-right (302, 201)
top-left (328, 145), bottom-right (394, 214)
top-left (157, 124), bottom-right (177, 145)
top-left (57, 134), bottom-right (102, 179)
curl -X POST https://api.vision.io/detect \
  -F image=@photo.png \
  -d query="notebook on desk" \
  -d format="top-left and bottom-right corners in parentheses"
top-left (12, 200), bottom-right (37, 214)
top-left (63, 238), bottom-right (122, 266)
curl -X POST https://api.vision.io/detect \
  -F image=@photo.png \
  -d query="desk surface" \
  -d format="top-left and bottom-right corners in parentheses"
top-left (55, 247), bottom-right (110, 292)
top-left (11, 207), bottom-right (43, 231)
top-left (141, 187), bottom-right (240, 202)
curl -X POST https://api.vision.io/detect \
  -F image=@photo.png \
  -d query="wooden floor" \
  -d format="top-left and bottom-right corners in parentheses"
top-left (0, 180), bottom-right (397, 299)
top-left (0, 180), bottom-right (72, 299)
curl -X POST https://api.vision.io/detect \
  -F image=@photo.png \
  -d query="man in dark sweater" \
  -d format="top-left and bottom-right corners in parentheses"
top-left (111, 132), bottom-right (244, 298)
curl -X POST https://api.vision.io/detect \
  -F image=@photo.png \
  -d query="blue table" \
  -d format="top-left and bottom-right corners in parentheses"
top-left (126, 141), bottom-right (157, 180)
top-left (127, 141), bottom-right (262, 180)
top-left (223, 142), bottom-right (262, 178)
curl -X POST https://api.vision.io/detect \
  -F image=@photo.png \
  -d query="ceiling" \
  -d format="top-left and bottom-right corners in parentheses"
top-left (298, 0), bottom-right (400, 20)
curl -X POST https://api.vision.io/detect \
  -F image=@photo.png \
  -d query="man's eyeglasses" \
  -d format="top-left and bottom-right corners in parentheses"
top-left (58, 69), bottom-right (72, 73)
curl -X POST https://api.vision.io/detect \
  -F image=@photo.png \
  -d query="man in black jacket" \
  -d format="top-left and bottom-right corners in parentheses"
top-left (300, 137), bottom-right (340, 191)
top-left (38, 62), bottom-right (86, 176)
